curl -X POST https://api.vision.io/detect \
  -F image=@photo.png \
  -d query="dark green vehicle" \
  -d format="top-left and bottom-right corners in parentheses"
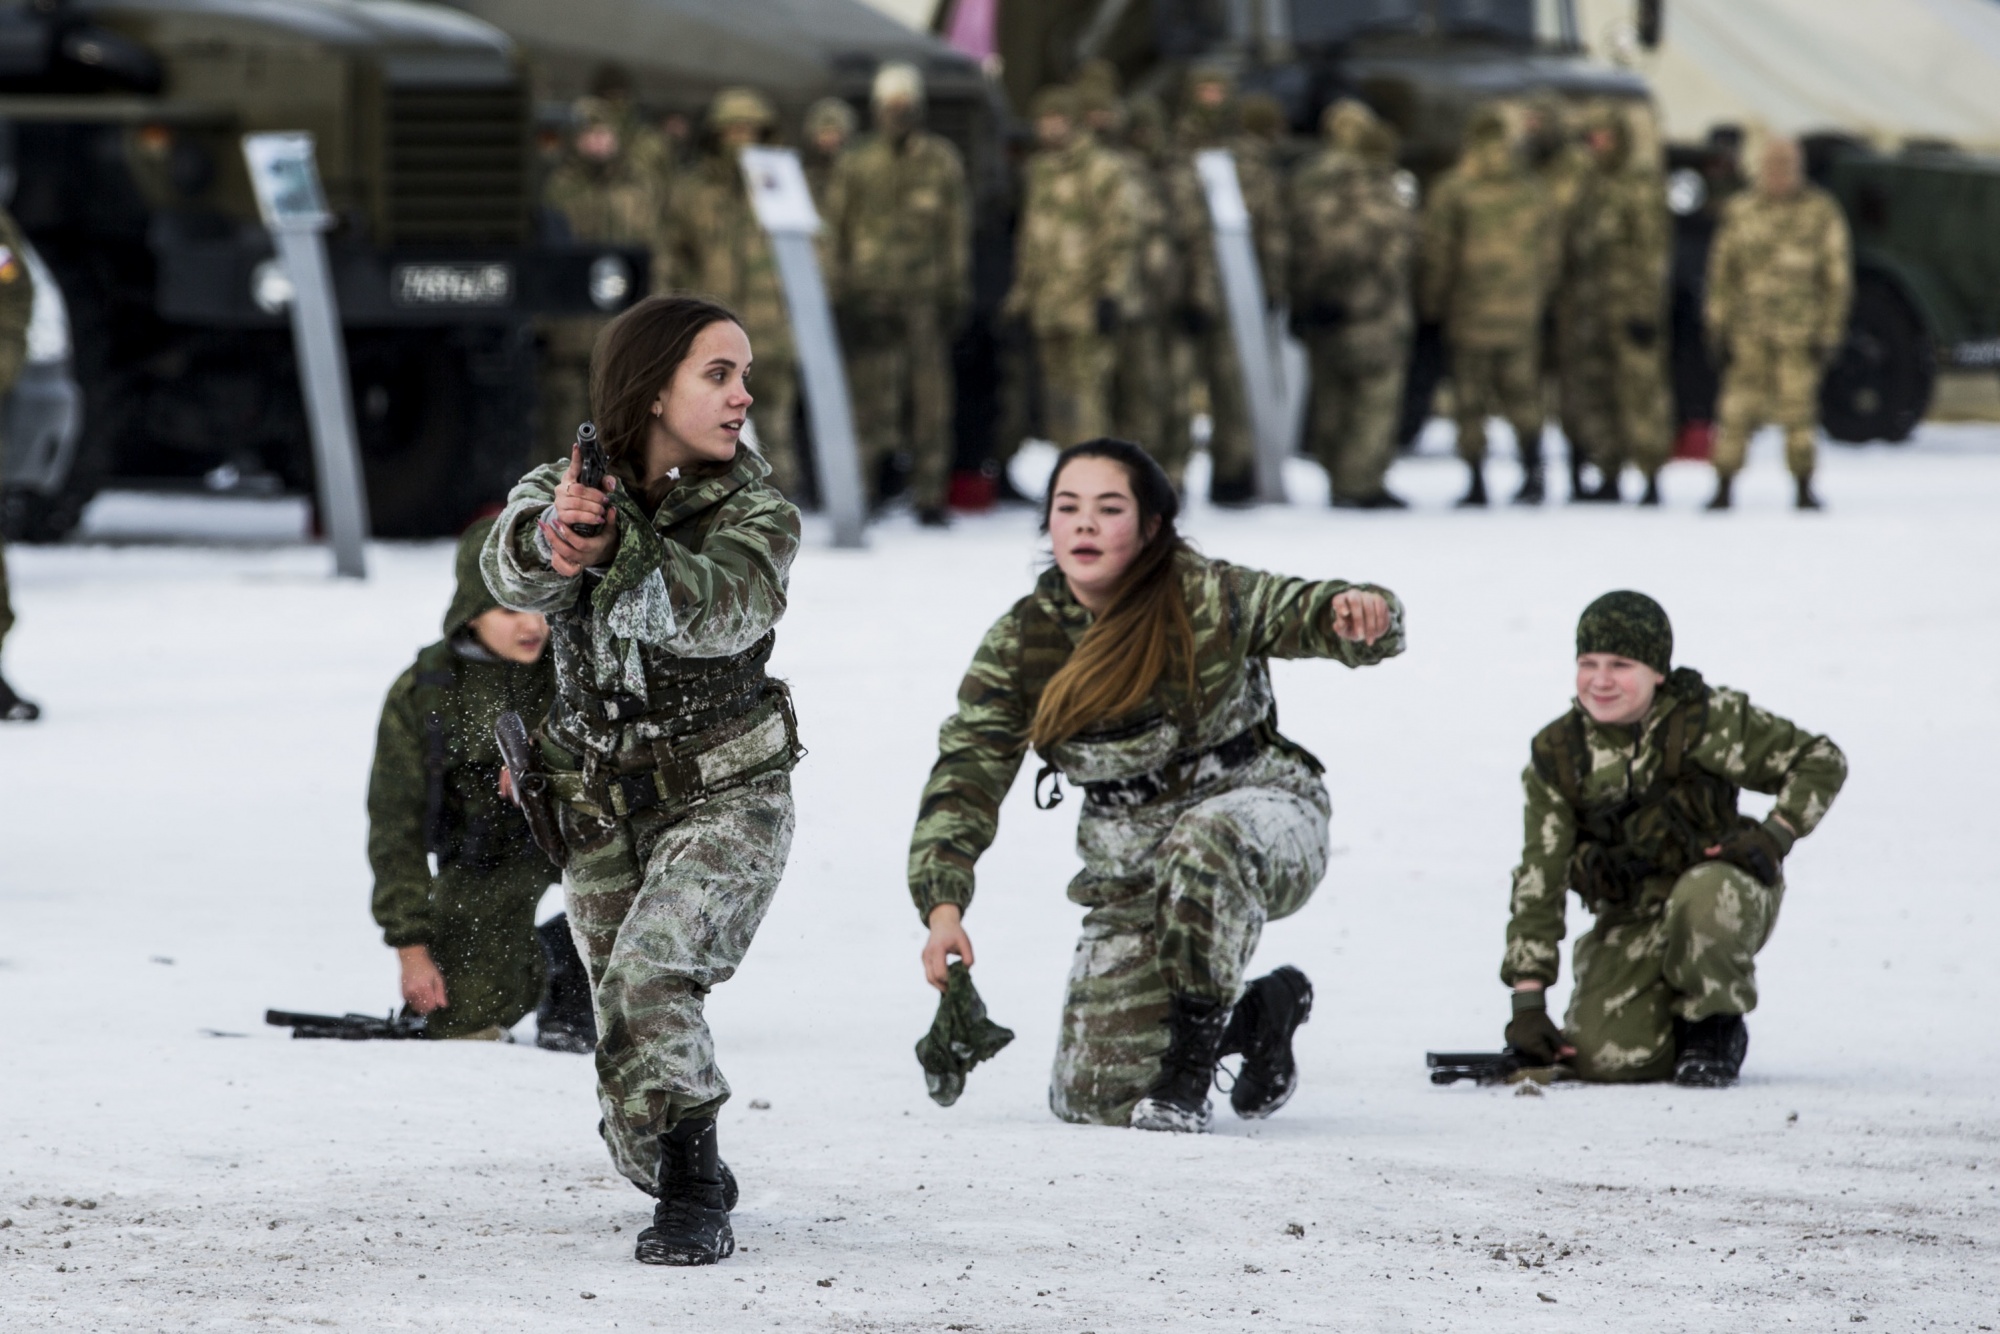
top-left (0, 0), bottom-right (647, 540)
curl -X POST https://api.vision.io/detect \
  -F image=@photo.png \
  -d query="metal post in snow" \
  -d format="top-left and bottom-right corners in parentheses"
top-left (1195, 148), bottom-right (1289, 504)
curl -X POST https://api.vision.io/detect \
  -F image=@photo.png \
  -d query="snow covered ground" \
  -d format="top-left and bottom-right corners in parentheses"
top-left (3, 427), bottom-right (1996, 1331)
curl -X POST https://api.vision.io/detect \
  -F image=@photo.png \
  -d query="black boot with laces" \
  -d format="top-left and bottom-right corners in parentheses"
top-left (1218, 966), bottom-right (1314, 1119)
top-left (1673, 1014), bottom-right (1749, 1088)
top-left (635, 1117), bottom-right (733, 1265)
top-left (1129, 995), bottom-right (1231, 1133)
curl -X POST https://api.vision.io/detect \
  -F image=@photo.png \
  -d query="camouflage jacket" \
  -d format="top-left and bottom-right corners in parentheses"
top-left (543, 155), bottom-right (668, 291)
top-left (907, 552), bottom-right (1405, 922)
top-left (1561, 161), bottom-right (1669, 329)
top-left (822, 129), bottom-right (971, 314)
top-left (662, 152), bottom-right (792, 359)
top-left (1110, 144), bottom-right (1182, 320)
top-left (0, 207), bottom-right (36, 390)
top-left (480, 446), bottom-right (801, 762)
top-left (1502, 676), bottom-right (1846, 986)
top-left (1533, 145), bottom-right (1591, 300)
top-left (1418, 144), bottom-right (1557, 348)
top-left (1286, 149), bottom-right (1414, 369)
top-left (1161, 139), bottom-right (1287, 316)
top-left (1705, 184), bottom-right (1852, 352)
top-left (1003, 134), bottom-right (1140, 336)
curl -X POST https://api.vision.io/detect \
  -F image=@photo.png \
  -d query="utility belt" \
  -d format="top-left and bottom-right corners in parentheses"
top-left (1037, 721), bottom-right (1271, 812)
top-left (547, 684), bottom-right (802, 821)
top-left (556, 633), bottom-right (775, 741)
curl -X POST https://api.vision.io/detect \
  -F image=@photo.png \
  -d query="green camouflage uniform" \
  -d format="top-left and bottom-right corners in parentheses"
top-left (1706, 184), bottom-right (1852, 480)
top-left (822, 126), bottom-right (971, 511)
top-left (1111, 96), bottom-right (1185, 482)
top-left (368, 520), bottom-right (558, 1038)
top-left (0, 207), bottom-right (35, 661)
top-left (802, 98), bottom-right (856, 210)
top-left (662, 152), bottom-right (801, 496)
top-left (1003, 127), bottom-right (1140, 447)
top-left (1556, 114), bottom-right (1672, 480)
top-left (909, 553), bottom-right (1404, 1124)
top-left (1419, 128), bottom-right (1557, 465)
top-left (1288, 106), bottom-right (1414, 502)
top-left (1504, 674), bottom-right (1846, 1081)
top-left (482, 446), bottom-right (804, 1190)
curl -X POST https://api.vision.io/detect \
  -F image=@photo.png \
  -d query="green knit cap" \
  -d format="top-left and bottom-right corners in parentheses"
top-left (1576, 590), bottom-right (1672, 675)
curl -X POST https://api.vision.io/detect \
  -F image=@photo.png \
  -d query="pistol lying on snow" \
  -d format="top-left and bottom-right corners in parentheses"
top-left (1425, 1049), bottom-right (1526, 1086)
top-left (266, 1009), bottom-right (427, 1040)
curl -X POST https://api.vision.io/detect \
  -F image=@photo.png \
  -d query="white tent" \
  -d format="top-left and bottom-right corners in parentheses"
top-left (1575, 0), bottom-right (2000, 149)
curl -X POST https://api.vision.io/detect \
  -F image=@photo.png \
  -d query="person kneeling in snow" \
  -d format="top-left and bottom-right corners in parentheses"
top-left (1501, 592), bottom-right (1846, 1086)
top-left (910, 438), bottom-right (1405, 1133)
top-left (367, 517), bottom-right (595, 1050)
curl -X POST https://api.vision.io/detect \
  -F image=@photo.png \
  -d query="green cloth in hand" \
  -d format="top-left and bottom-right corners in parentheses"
top-left (914, 962), bottom-right (1015, 1107)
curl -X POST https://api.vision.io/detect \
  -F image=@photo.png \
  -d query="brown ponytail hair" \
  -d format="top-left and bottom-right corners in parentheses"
top-left (1029, 439), bottom-right (1197, 751)
top-left (589, 294), bottom-right (743, 471)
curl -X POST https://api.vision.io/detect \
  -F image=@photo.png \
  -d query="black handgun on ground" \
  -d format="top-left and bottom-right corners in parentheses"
top-left (266, 1009), bottom-right (427, 1040)
top-left (495, 708), bottom-right (566, 868)
top-left (1426, 1049), bottom-right (1525, 1086)
top-left (569, 419), bottom-right (608, 538)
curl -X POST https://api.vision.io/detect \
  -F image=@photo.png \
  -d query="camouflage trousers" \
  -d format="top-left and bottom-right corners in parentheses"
top-left (1193, 321), bottom-right (1255, 494)
top-left (1565, 861), bottom-right (1784, 1083)
top-left (0, 542), bottom-right (13, 652)
top-left (1450, 340), bottom-right (1542, 464)
top-left (1111, 318), bottom-right (1172, 470)
top-left (1034, 330), bottom-right (1117, 448)
top-left (1557, 314), bottom-right (1672, 478)
top-left (1050, 757), bottom-right (1330, 1125)
top-left (558, 772), bottom-right (794, 1190)
top-left (747, 353), bottom-right (802, 499)
top-left (424, 853), bottom-right (557, 1039)
top-left (1303, 335), bottom-right (1406, 501)
top-left (844, 302), bottom-right (954, 511)
top-left (1716, 334), bottom-right (1822, 479)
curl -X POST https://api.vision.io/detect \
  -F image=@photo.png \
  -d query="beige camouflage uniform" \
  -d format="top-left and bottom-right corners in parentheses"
top-left (1287, 102), bottom-right (1414, 503)
top-left (909, 553), bottom-right (1404, 1124)
top-left (1505, 675), bottom-right (1845, 1082)
top-left (1706, 181), bottom-right (1852, 481)
top-left (482, 447), bottom-right (804, 1190)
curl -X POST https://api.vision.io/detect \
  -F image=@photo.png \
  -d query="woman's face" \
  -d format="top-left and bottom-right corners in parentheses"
top-left (651, 320), bottom-right (754, 471)
top-left (1575, 653), bottom-right (1665, 726)
top-left (1048, 455), bottom-right (1154, 610)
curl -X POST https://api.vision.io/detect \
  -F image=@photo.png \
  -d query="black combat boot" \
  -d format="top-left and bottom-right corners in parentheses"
top-left (534, 914), bottom-right (598, 1054)
top-left (0, 672), bottom-right (40, 722)
top-left (1455, 461), bottom-right (1489, 508)
top-left (1129, 995), bottom-right (1232, 1133)
top-left (1218, 966), bottom-right (1314, 1120)
top-left (1566, 441), bottom-right (1590, 501)
top-left (1794, 474), bottom-right (1823, 511)
top-left (1577, 465), bottom-right (1622, 503)
top-left (1209, 469), bottom-right (1257, 509)
top-left (916, 505), bottom-right (951, 528)
top-left (1638, 473), bottom-right (1662, 507)
top-left (635, 1117), bottom-right (733, 1265)
top-left (1673, 1014), bottom-right (1749, 1088)
top-left (1704, 473), bottom-right (1734, 511)
top-left (1511, 431), bottom-right (1546, 505)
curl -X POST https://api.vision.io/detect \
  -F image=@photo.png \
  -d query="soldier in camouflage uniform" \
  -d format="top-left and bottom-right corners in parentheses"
top-left (802, 97), bottom-right (856, 210)
top-left (1288, 101), bottom-right (1414, 509)
top-left (1163, 63), bottom-right (1288, 505)
top-left (1555, 105), bottom-right (1673, 505)
top-left (1002, 86), bottom-right (1140, 449)
top-left (483, 296), bottom-right (804, 1265)
top-left (1705, 136), bottom-right (1852, 511)
top-left (910, 440), bottom-right (1403, 1132)
top-left (1419, 105), bottom-right (1557, 507)
top-left (0, 204), bottom-right (37, 721)
top-left (368, 518), bottom-right (592, 1048)
top-left (661, 89), bottom-right (802, 498)
top-left (1502, 592), bottom-right (1845, 1086)
top-left (822, 62), bottom-right (971, 524)
top-left (540, 99), bottom-right (666, 457)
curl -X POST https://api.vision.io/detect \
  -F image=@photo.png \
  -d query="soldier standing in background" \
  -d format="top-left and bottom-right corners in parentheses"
top-left (801, 97), bottom-right (856, 209)
top-left (540, 99), bottom-right (665, 457)
top-left (1164, 63), bottom-right (1288, 506)
top-left (1001, 86), bottom-right (1139, 449)
top-left (1420, 104), bottom-right (1556, 508)
top-left (1104, 90), bottom-right (1186, 486)
top-left (0, 203), bottom-right (36, 721)
top-left (823, 62), bottom-right (971, 526)
top-left (1288, 101), bottom-right (1414, 510)
top-left (661, 89), bottom-right (802, 498)
top-left (1520, 92), bottom-right (1589, 499)
top-left (589, 63), bottom-right (677, 202)
top-left (1557, 106), bottom-right (1672, 505)
top-left (1704, 136), bottom-right (1851, 512)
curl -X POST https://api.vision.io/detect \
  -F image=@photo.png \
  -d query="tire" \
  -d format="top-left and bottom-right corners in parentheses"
top-left (2, 257), bottom-right (125, 542)
top-left (1819, 271), bottom-right (1934, 444)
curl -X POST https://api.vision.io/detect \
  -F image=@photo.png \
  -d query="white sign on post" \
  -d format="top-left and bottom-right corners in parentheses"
top-left (243, 132), bottom-right (370, 578)
top-left (739, 145), bottom-right (867, 550)
top-left (1195, 149), bottom-right (1289, 504)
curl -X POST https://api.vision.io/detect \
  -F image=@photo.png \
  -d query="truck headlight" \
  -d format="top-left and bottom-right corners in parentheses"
top-left (589, 254), bottom-right (631, 311)
top-left (1666, 168), bottom-right (1707, 217)
top-left (251, 259), bottom-right (294, 315)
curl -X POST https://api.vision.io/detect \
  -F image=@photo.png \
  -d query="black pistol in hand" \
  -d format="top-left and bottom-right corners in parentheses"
top-left (569, 420), bottom-right (608, 538)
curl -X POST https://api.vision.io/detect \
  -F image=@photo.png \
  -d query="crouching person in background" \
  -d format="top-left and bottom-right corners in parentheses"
top-left (367, 517), bottom-right (596, 1051)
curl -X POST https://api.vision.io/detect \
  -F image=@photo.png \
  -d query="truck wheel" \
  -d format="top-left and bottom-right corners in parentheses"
top-left (1819, 272), bottom-right (1934, 444)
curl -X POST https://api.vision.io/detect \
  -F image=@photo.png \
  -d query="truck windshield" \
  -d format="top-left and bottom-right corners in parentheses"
top-left (1289, 0), bottom-right (1548, 45)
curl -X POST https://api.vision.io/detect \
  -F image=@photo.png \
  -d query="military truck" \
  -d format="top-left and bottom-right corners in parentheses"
top-left (0, 0), bottom-right (647, 541)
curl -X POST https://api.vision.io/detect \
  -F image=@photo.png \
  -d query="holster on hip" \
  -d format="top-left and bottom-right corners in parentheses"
top-left (494, 709), bottom-right (568, 869)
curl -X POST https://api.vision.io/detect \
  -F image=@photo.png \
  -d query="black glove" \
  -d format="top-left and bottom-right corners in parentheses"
top-left (1504, 989), bottom-right (1566, 1065)
top-left (1710, 817), bottom-right (1794, 887)
top-left (1624, 319), bottom-right (1658, 349)
top-left (1094, 296), bottom-right (1122, 337)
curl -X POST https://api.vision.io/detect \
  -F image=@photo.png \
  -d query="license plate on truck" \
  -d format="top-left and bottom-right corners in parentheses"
top-left (391, 263), bottom-right (513, 308)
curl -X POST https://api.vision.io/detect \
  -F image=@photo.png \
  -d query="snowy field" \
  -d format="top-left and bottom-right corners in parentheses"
top-left (3, 427), bottom-right (1997, 1332)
